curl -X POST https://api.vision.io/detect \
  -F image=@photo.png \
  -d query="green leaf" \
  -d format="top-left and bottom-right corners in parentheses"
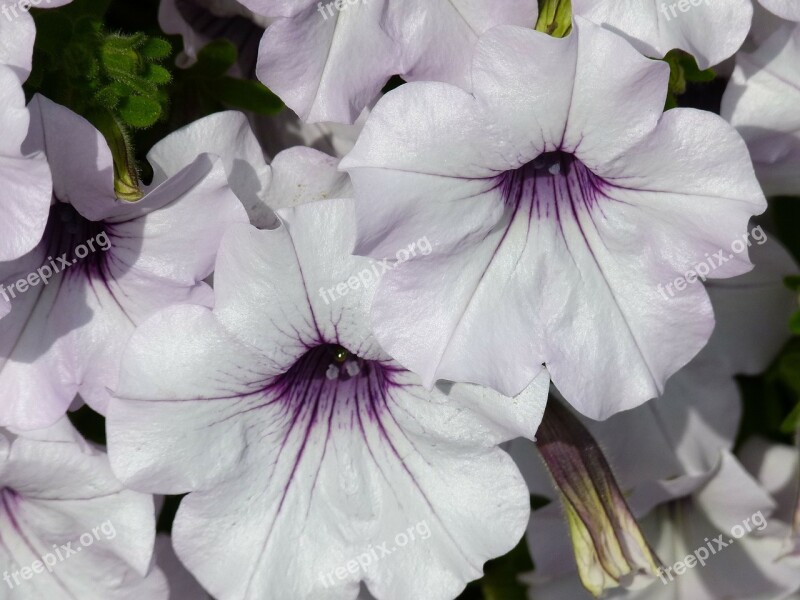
top-left (681, 56), bottom-right (715, 83)
top-left (479, 536), bottom-right (534, 600)
top-left (779, 352), bottom-right (800, 395)
top-left (663, 50), bottom-right (715, 109)
top-left (191, 40), bottom-right (238, 79)
top-left (118, 95), bottom-right (163, 128)
top-left (790, 311), bottom-right (800, 336)
top-left (780, 401), bottom-right (800, 434)
top-left (207, 77), bottom-right (284, 115)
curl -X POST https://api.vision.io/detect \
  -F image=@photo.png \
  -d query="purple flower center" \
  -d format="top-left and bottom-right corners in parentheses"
top-left (268, 345), bottom-right (398, 421)
top-left (45, 202), bottom-right (109, 278)
top-left (499, 151), bottom-right (611, 221)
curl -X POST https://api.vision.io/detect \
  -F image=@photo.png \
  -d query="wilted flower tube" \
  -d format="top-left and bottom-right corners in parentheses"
top-left (535, 398), bottom-right (662, 597)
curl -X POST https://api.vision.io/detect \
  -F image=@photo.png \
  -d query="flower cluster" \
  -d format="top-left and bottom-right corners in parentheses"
top-left (1, 0), bottom-right (799, 598)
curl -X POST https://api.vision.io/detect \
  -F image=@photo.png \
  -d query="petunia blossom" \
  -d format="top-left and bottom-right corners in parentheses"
top-left (341, 18), bottom-right (766, 420)
top-left (722, 22), bottom-right (800, 197)
top-left (525, 451), bottom-right (800, 600)
top-left (573, 0), bottom-right (753, 69)
top-left (0, 418), bottom-right (167, 598)
top-left (511, 232), bottom-right (797, 489)
top-left (0, 98), bottom-right (248, 429)
top-left (236, 0), bottom-right (539, 123)
top-left (107, 195), bottom-right (549, 600)
top-left (512, 237), bottom-right (799, 598)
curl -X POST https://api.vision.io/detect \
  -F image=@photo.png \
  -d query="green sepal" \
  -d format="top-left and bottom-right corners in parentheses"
top-left (140, 38), bottom-right (173, 61)
top-left (535, 0), bottom-right (572, 37)
top-left (118, 95), bottom-right (163, 129)
top-left (664, 50), bottom-right (715, 109)
top-left (86, 109), bottom-right (142, 201)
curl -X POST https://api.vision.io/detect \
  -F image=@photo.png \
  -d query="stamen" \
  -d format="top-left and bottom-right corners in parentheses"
top-left (325, 364), bottom-right (340, 380)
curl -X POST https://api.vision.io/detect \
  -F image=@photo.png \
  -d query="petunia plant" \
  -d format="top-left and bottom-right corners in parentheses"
top-left (0, 0), bottom-right (799, 598)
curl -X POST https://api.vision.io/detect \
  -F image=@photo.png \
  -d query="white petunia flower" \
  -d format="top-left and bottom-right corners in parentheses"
top-left (107, 191), bottom-right (549, 600)
top-left (0, 100), bottom-right (248, 429)
top-left (0, 418), bottom-right (167, 598)
top-left (513, 237), bottom-right (799, 598)
top-left (340, 18), bottom-right (766, 421)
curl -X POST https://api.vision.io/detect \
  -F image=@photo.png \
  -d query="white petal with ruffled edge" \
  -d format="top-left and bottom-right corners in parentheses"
top-left (237, 0), bottom-right (537, 123)
top-left (722, 23), bottom-right (800, 197)
top-left (573, 0), bottom-right (752, 68)
top-left (0, 419), bottom-right (167, 598)
top-left (0, 68), bottom-right (52, 317)
top-left (525, 453), bottom-right (800, 600)
top-left (108, 197), bottom-right (548, 600)
top-left (0, 98), bottom-right (247, 429)
top-left (341, 19), bottom-right (765, 420)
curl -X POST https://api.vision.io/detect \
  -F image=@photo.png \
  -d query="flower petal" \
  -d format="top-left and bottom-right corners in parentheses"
top-left (574, 0), bottom-right (752, 68)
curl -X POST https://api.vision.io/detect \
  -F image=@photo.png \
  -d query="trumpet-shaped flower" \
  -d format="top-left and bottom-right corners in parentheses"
top-left (0, 98), bottom-right (248, 429)
top-left (525, 452), bottom-right (800, 600)
top-left (513, 238), bottom-right (799, 597)
top-left (0, 418), bottom-right (167, 598)
top-left (341, 19), bottom-right (766, 420)
top-left (107, 195), bottom-right (549, 600)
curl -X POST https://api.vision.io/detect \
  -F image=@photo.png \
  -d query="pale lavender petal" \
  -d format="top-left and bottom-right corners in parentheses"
top-left (574, 0), bottom-right (752, 68)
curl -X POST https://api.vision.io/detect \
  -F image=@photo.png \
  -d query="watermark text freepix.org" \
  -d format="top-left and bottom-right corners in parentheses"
top-left (3, 520), bottom-right (117, 589)
top-left (0, 231), bottom-right (111, 302)
top-left (657, 510), bottom-right (767, 585)
top-left (319, 236), bottom-right (432, 305)
top-left (319, 520), bottom-right (431, 588)
top-left (658, 226), bottom-right (767, 300)
top-left (660, 0), bottom-right (712, 22)
top-left (317, 0), bottom-right (367, 21)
